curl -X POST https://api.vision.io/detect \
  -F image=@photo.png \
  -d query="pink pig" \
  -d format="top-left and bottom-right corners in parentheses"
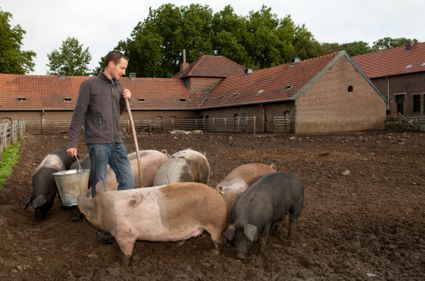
top-left (216, 163), bottom-right (277, 211)
top-left (78, 182), bottom-right (227, 263)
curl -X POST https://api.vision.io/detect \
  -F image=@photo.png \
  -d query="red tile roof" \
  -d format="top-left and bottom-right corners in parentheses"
top-left (175, 55), bottom-right (246, 78)
top-left (199, 52), bottom-right (341, 108)
top-left (121, 78), bottom-right (195, 110)
top-left (353, 42), bottom-right (425, 78)
top-left (0, 74), bottom-right (86, 110)
top-left (0, 74), bottom-right (195, 110)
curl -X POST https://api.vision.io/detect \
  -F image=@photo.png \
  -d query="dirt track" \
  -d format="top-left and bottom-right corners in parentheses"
top-left (0, 131), bottom-right (424, 281)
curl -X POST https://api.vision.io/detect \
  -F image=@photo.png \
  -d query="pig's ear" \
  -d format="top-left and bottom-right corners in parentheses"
top-left (244, 224), bottom-right (258, 242)
top-left (32, 195), bottom-right (47, 208)
top-left (224, 224), bottom-right (235, 241)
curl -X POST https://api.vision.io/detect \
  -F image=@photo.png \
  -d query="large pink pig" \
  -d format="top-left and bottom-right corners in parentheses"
top-left (153, 149), bottom-right (210, 186)
top-left (216, 163), bottom-right (277, 211)
top-left (78, 182), bottom-right (227, 263)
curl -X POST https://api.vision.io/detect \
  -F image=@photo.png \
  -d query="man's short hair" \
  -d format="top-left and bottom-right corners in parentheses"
top-left (103, 50), bottom-right (129, 68)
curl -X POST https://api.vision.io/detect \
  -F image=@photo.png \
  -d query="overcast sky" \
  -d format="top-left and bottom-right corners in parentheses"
top-left (2, 0), bottom-right (424, 75)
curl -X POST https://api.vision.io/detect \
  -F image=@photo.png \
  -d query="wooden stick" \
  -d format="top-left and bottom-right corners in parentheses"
top-left (125, 98), bottom-right (143, 187)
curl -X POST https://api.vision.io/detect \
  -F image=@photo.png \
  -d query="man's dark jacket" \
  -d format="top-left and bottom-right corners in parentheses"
top-left (68, 72), bottom-right (126, 148)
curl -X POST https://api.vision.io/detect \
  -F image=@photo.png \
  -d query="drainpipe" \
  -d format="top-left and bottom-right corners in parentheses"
top-left (386, 76), bottom-right (390, 113)
top-left (41, 109), bottom-right (45, 133)
top-left (261, 104), bottom-right (265, 133)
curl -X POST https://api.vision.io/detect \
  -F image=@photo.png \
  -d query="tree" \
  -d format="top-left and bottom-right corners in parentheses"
top-left (0, 8), bottom-right (36, 74)
top-left (211, 5), bottom-right (250, 66)
top-left (47, 37), bottom-right (92, 76)
top-left (110, 4), bottom-right (326, 76)
top-left (320, 41), bottom-right (371, 56)
top-left (372, 37), bottom-right (414, 50)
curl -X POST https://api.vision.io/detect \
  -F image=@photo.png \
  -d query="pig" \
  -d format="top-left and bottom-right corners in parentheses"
top-left (98, 150), bottom-right (169, 191)
top-left (153, 149), bottom-right (210, 186)
top-left (23, 148), bottom-right (76, 221)
top-left (69, 150), bottom-right (168, 221)
top-left (216, 163), bottom-right (277, 211)
top-left (224, 172), bottom-right (304, 259)
top-left (77, 182), bottom-right (228, 264)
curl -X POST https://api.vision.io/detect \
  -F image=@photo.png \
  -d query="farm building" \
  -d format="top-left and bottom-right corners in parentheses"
top-left (353, 40), bottom-right (425, 117)
top-left (0, 51), bottom-right (387, 134)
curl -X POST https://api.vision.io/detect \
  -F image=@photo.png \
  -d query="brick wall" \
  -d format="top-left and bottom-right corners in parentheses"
top-left (295, 56), bottom-right (387, 134)
top-left (372, 72), bottom-right (425, 116)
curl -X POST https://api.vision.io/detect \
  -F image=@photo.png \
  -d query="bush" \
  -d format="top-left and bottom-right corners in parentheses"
top-left (0, 142), bottom-right (21, 189)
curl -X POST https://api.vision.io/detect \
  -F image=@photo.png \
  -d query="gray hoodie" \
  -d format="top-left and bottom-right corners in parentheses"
top-left (67, 72), bottom-right (126, 148)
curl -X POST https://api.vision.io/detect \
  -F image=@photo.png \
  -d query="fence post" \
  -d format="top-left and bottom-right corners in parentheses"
top-left (3, 123), bottom-right (8, 149)
top-left (253, 116), bottom-right (256, 134)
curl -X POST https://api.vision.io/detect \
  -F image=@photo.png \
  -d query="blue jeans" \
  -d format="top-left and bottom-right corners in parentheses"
top-left (88, 143), bottom-right (134, 197)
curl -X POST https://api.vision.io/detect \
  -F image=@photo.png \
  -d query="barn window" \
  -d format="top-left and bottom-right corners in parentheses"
top-left (413, 95), bottom-right (420, 113)
top-left (395, 95), bottom-right (405, 114)
top-left (347, 85), bottom-right (353, 92)
top-left (17, 97), bottom-right (27, 102)
top-left (64, 97), bottom-right (72, 102)
top-left (138, 98), bottom-right (146, 102)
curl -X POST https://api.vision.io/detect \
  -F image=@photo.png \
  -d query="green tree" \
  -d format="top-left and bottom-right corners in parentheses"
top-left (0, 8), bottom-right (36, 74)
top-left (372, 37), bottom-right (414, 50)
top-left (292, 23), bottom-right (323, 60)
top-left (47, 37), bottom-right (92, 76)
top-left (320, 41), bottom-right (371, 56)
top-left (111, 4), bottom-right (321, 76)
top-left (211, 5), bottom-right (250, 66)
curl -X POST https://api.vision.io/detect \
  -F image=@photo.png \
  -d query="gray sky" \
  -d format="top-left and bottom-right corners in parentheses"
top-left (2, 0), bottom-right (424, 74)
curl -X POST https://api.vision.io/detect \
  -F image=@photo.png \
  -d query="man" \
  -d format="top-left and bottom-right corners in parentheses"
top-left (67, 50), bottom-right (134, 198)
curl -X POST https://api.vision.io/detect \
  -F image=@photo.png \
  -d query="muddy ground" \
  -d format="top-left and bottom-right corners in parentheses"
top-left (0, 131), bottom-right (424, 281)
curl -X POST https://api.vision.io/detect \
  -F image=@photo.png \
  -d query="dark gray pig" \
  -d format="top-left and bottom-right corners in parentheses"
top-left (224, 172), bottom-right (304, 259)
top-left (23, 148), bottom-right (75, 221)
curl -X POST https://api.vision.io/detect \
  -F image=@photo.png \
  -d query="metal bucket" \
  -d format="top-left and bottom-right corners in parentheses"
top-left (53, 169), bottom-right (90, 207)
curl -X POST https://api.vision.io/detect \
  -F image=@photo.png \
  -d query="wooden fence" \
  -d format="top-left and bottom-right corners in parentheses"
top-left (0, 120), bottom-right (26, 161)
top-left (385, 114), bottom-right (425, 131)
top-left (25, 117), bottom-right (258, 134)
top-left (273, 116), bottom-right (291, 133)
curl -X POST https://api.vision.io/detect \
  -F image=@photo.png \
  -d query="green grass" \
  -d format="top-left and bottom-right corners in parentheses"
top-left (0, 141), bottom-right (21, 189)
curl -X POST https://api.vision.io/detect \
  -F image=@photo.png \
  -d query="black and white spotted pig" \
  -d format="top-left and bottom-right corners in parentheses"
top-left (23, 148), bottom-right (75, 221)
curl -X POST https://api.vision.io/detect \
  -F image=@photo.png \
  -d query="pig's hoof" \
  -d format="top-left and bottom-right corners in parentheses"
top-left (96, 230), bottom-right (115, 244)
top-left (209, 248), bottom-right (220, 256)
top-left (122, 255), bottom-right (131, 266)
top-left (71, 209), bottom-right (83, 221)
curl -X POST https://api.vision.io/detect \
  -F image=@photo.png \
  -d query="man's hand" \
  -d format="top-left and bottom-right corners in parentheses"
top-left (67, 148), bottom-right (77, 157)
top-left (123, 88), bottom-right (131, 100)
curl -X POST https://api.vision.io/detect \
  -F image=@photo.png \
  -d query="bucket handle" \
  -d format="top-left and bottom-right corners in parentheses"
top-left (75, 155), bottom-right (82, 173)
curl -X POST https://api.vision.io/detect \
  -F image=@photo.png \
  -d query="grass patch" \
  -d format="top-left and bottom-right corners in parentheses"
top-left (0, 141), bottom-right (21, 189)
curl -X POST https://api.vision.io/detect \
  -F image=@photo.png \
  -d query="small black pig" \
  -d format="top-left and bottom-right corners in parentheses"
top-left (224, 172), bottom-right (304, 259)
top-left (23, 148), bottom-right (75, 221)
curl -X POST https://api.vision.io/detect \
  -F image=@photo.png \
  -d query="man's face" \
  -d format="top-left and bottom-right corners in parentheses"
top-left (110, 58), bottom-right (128, 80)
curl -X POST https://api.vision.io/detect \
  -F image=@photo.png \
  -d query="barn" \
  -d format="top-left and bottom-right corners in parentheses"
top-left (0, 51), bottom-right (386, 134)
top-left (353, 40), bottom-right (425, 117)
